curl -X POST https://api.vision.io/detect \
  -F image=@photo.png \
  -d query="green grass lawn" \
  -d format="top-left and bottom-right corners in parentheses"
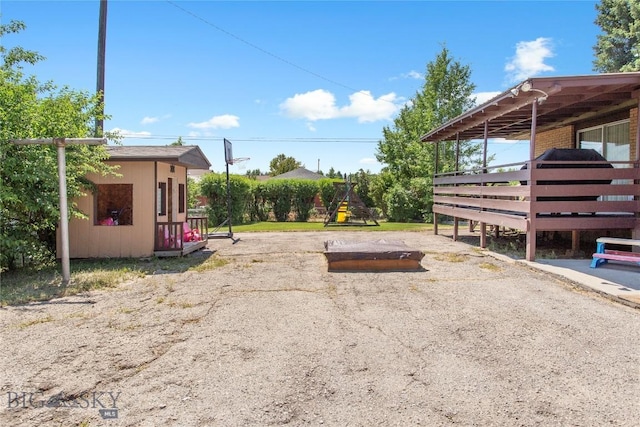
top-left (226, 220), bottom-right (435, 233)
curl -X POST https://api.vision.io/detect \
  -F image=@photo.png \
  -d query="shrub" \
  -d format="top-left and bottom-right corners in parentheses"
top-left (248, 181), bottom-right (270, 222)
top-left (384, 184), bottom-right (414, 222)
top-left (291, 180), bottom-right (319, 222)
top-left (263, 180), bottom-right (294, 222)
top-left (200, 173), bottom-right (252, 225)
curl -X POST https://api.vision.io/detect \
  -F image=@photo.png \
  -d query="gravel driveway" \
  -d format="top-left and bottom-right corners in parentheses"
top-left (1, 231), bottom-right (639, 426)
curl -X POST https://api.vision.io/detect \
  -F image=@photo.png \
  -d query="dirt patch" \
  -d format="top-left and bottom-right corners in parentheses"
top-left (1, 231), bottom-right (639, 426)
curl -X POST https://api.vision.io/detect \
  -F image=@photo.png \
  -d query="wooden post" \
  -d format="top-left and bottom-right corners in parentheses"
top-left (480, 121), bottom-right (488, 248)
top-left (95, 0), bottom-right (108, 136)
top-left (56, 139), bottom-right (71, 282)
top-left (526, 100), bottom-right (539, 261)
top-left (453, 133), bottom-right (460, 241)
top-left (634, 98), bottom-right (640, 243)
top-left (572, 230), bottom-right (580, 254)
top-left (434, 141), bottom-right (439, 235)
top-left (11, 138), bottom-right (107, 284)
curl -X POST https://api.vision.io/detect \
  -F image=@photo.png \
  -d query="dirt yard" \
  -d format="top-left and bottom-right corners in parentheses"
top-left (1, 231), bottom-right (639, 426)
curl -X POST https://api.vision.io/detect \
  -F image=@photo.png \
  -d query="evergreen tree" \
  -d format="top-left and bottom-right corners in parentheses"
top-left (593, 0), bottom-right (640, 72)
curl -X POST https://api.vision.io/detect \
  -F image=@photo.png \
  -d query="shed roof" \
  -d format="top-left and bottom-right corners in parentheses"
top-left (105, 145), bottom-right (211, 170)
top-left (272, 167), bottom-right (324, 180)
top-left (421, 72), bottom-right (640, 142)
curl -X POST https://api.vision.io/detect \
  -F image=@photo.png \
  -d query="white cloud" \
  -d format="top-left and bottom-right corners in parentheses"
top-left (141, 116), bottom-right (158, 125)
top-left (403, 70), bottom-right (422, 80)
top-left (340, 91), bottom-right (401, 123)
top-left (108, 127), bottom-right (152, 138)
top-left (505, 37), bottom-right (555, 82)
top-left (280, 89), bottom-right (338, 120)
top-left (280, 89), bottom-right (402, 123)
top-left (188, 114), bottom-right (240, 130)
top-left (473, 91), bottom-right (503, 106)
top-left (390, 70), bottom-right (423, 81)
top-left (187, 131), bottom-right (200, 137)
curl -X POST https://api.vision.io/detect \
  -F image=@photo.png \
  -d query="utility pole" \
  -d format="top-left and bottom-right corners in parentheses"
top-left (11, 138), bottom-right (107, 284)
top-left (95, 0), bottom-right (108, 136)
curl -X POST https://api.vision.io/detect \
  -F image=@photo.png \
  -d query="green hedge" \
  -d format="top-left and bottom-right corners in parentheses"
top-left (200, 173), bottom-right (252, 226)
top-left (200, 176), bottom-right (351, 223)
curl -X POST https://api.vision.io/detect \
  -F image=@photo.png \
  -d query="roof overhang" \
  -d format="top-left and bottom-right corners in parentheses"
top-left (421, 73), bottom-right (640, 142)
top-left (105, 145), bottom-right (212, 170)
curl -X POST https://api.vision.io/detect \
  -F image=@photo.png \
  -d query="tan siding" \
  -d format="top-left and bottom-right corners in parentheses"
top-left (61, 161), bottom-right (156, 258)
top-left (156, 163), bottom-right (188, 224)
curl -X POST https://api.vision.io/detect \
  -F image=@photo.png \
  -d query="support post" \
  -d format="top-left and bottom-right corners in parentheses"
top-left (571, 230), bottom-right (580, 254)
top-left (225, 161), bottom-right (233, 238)
top-left (526, 100), bottom-right (539, 261)
top-left (434, 141), bottom-right (439, 234)
top-left (453, 133), bottom-right (460, 241)
top-left (56, 139), bottom-right (71, 283)
top-left (11, 137), bottom-right (107, 284)
top-left (634, 99), bottom-right (640, 243)
top-left (480, 121), bottom-right (488, 247)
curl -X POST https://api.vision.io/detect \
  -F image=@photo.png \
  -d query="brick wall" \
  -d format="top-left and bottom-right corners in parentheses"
top-left (534, 106), bottom-right (638, 160)
top-left (534, 126), bottom-right (574, 157)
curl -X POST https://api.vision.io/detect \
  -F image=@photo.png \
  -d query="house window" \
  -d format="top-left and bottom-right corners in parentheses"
top-left (578, 120), bottom-right (630, 161)
top-left (95, 184), bottom-right (133, 225)
top-left (578, 120), bottom-right (631, 201)
top-left (158, 182), bottom-right (167, 216)
top-left (179, 183), bottom-right (185, 214)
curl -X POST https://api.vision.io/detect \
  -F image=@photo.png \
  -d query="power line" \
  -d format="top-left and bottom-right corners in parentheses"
top-left (164, 1), bottom-right (394, 101)
top-left (117, 133), bottom-right (381, 144)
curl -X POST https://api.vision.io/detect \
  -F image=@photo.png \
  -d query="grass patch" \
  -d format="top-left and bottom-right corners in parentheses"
top-left (17, 315), bottom-right (54, 329)
top-left (479, 262), bottom-right (502, 272)
top-left (188, 255), bottom-right (229, 272)
top-left (0, 253), bottom-right (221, 307)
top-left (228, 220), bottom-right (435, 233)
top-left (434, 252), bottom-right (468, 263)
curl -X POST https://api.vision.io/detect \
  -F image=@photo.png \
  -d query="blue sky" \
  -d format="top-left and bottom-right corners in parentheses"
top-left (1, 0), bottom-right (601, 174)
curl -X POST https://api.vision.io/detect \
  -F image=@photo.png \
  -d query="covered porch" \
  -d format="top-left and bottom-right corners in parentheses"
top-left (422, 73), bottom-right (640, 261)
top-left (155, 216), bottom-right (209, 257)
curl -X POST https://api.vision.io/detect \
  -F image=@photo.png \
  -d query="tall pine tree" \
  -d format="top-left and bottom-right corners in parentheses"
top-left (593, 0), bottom-right (640, 72)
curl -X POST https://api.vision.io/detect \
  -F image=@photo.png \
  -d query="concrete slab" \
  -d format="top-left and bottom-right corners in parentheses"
top-left (523, 258), bottom-right (640, 307)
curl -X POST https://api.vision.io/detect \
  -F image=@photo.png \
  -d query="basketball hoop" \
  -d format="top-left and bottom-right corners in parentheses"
top-left (232, 157), bottom-right (249, 170)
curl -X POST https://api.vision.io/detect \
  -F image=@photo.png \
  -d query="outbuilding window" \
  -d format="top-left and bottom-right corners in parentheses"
top-left (95, 184), bottom-right (133, 225)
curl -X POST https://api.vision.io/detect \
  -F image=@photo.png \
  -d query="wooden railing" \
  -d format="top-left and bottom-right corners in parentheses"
top-left (433, 160), bottom-right (640, 260)
top-left (155, 216), bottom-right (209, 252)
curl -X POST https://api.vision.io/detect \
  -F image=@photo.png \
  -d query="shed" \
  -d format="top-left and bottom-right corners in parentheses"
top-left (58, 145), bottom-right (212, 258)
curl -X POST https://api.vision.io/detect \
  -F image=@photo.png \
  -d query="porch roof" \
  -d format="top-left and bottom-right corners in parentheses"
top-left (421, 72), bottom-right (640, 142)
top-left (105, 145), bottom-right (211, 169)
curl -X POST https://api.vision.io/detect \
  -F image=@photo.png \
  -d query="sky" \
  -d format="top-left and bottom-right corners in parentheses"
top-left (1, 0), bottom-right (602, 175)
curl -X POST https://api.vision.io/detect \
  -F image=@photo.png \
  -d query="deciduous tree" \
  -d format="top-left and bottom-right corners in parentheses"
top-left (375, 46), bottom-right (481, 221)
top-left (0, 21), bottom-right (115, 271)
top-left (268, 153), bottom-right (301, 176)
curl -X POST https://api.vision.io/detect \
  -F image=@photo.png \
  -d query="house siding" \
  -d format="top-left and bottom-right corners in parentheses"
top-left (156, 163), bottom-right (188, 225)
top-left (59, 161), bottom-right (156, 258)
top-left (534, 106), bottom-right (639, 160)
